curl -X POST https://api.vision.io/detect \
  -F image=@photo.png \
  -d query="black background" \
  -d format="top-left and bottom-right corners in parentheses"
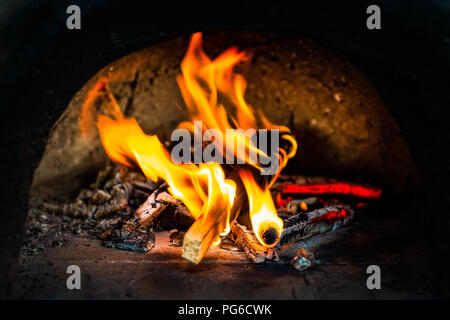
top-left (0, 0), bottom-right (449, 298)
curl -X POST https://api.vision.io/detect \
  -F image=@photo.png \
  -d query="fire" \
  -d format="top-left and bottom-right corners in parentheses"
top-left (176, 33), bottom-right (296, 180)
top-left (239, 170), bottom-right (283, 247)
top-left (97, 115), bottom-right (219, 219)
top-left (81, 32), bottom-right (297, 262)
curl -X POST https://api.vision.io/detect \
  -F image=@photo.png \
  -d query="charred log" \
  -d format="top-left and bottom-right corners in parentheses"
top-left (134, 183), bottom-right (168, 228)
top-left (101, 228), bottom-right (155, 253)
top-left (230, 221), bottom-right (278, 263)
top-left (278, 205), bottom-right (355, 247)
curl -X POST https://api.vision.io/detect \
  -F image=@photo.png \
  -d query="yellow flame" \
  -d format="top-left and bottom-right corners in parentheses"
top-left (83, 32), bottom-right (297, 252)
top-left (97, 115), bottom-right (235, 221)
top-left (177, 32), bottom-right (297, 172)
top-left (212, 237), bottom-right (221, 247)
top-left (300, 201), bottom-right (308, 211)
top-left (239, 170), bottom-right (283, 247)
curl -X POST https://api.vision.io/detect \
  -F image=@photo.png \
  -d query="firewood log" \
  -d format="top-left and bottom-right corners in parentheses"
top-left (277, 205), bottom-right (355, 247)
top-left (230, 221), bottom-right (278, 263)
top-left (181, 168), bottom-right (247, 264)
top-left (182, 197), bottom-right (231, 264)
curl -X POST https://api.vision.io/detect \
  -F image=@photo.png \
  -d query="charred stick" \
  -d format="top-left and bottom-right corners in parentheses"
top-left (134, 183), bottom-right (168, 228)
top-left (230, 221), bottom-right (278, 264)
top-left (156, 191), bottom-right (181, 205)
top-left (277, 205), bottom-right (355, 247)
top-left (102, 228), bottom-right (155, 253)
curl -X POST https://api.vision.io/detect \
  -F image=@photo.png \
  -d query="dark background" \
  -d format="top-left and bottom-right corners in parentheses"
top-left (0, 0), bottom-right (449, 298)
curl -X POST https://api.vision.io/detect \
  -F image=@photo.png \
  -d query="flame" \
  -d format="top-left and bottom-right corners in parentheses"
top-left (239, 170), bottom-right (283, 247)
top-left (300, 201), bottom-right (308, 211)
top-left (212, 237), bottom-right (221, 247)
top-left (81, 32), bottom-right (298, 260)
top-left (177, 33), bottom-right (297, 179)
top-left (97, 115), bottom-right (235, 221)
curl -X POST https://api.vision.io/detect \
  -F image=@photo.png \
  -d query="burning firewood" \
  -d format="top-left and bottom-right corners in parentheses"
top-left (180, 169), bottom-right (249, 264)
top-left (277, 205), bottom-right (355, 248)
top-left (41, 159), bottom-right (375, 263)
top-left (230, 221), bottom-right (279, 264)
top-left (47, 33), bottom-right (386, 265)
top-left (284, 197), bottom-right (318, 213)
top-left (156, 191), bottom-right (181, 205)
top-left (182, 202), bottom-right (231, 264)
top-left (274, 178), bottom-right (382, 208)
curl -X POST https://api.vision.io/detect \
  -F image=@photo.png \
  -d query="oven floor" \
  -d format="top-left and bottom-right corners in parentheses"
top-left (13, 214), bottom-right (438, 299)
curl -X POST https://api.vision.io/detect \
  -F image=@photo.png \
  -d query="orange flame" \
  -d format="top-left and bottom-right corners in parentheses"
top-left (177, 33), bottom-right (297, 179)
top-left (239, 170), bottom-right (283, 247)
top-left (81, 32), bottom-right (298, 259)
top-left (97, 115), bottom-right (235, 221)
